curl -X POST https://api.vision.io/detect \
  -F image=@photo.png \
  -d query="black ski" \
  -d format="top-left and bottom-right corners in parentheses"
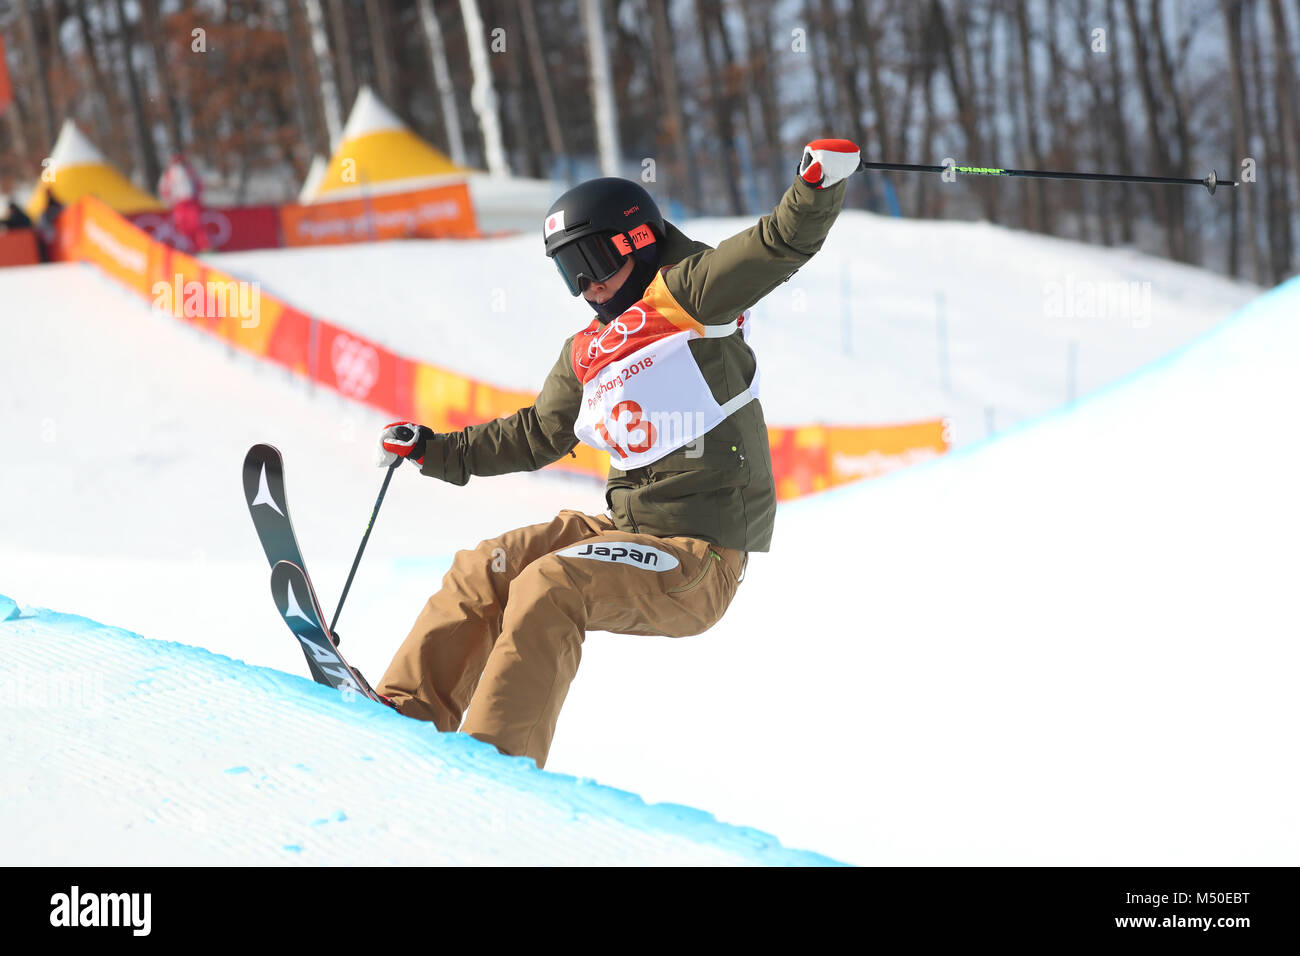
top-left (269, 559), bottom-right (384, 703)
top-left (244, 443), bottom-right (342, 654)
top-left (242, 443), bottom-right (308, 574)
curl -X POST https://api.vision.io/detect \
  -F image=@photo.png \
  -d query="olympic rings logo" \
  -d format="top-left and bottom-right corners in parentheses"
top-left (331, 334), bottom-right (380, 399)
top-left (578, 305), bottom-right (649, 371)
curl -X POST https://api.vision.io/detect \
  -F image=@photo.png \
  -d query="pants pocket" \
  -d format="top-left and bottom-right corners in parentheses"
top-left (668, 549), bottom-right (722, 595)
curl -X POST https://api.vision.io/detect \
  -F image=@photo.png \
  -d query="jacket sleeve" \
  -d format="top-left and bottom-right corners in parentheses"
top-left (663, 173), bottom-right (846, 325)
top-left (418, 338), bottom-right (582, 484)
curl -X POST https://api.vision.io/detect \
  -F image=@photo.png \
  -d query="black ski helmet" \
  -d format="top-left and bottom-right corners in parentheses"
top-left (543, 178), bottom-right (665, 298)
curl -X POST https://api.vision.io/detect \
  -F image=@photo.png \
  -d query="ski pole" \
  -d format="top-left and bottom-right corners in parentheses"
top-left (856, 158), bottom-right (1236, 195)
top-left (330, 457), bottom-right (401, 640)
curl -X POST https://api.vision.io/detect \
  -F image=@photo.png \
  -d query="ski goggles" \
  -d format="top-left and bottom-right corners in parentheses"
top-left (551, 226), bottom-right (657, 296)
top-left (551, 232), bottom-right (628, 296)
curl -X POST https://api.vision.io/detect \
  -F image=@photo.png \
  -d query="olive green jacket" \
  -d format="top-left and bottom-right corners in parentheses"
top-left (418, 173), bottom-right (846, 552)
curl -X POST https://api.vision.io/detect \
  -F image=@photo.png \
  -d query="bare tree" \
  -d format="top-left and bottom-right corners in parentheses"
top-left (461, 0), bottom-right (509, 173)
top-left (1241, 0), bottom-right (1285, 281)
top-left (1014, 0), bottom-right (1049, 233)
top-left (17, 0), bottom-right (54, 151)
top-left (695, 0), bottom-right (744, 213)
top-left (710, 0), bottom-right (759, 209)
top-left (1123, 0), bottom-right (1185, 260)
top-left (1221, 0), bottom-right (1260, 281)
top-left (648, 0), bottom-right (699, 209)
top-left (113, 0), bottom-right (162, 187)
top-left (915, 2), bottom-right (939, 217)
top-left (519, 0), bottom-right (565, 176)
top-left (578, 0), bottom-right (620, 176)
top-left (364, 0), bottom-right (396, 106)
top-left (742, 0), bottom-right (784, 202)
top-left (141, 0), bottom-right (183, 154)
top-left (1147, 0), bottom-right (1193, 261)
top-left (495, 0), bottom-right (536, 176)
top-left (854, 0), bottom-right (891, 161)
top-left (1074, 2), bottom-right (1111, 245)
top-left (418, 0), bottom-right (467, 165)
top-left (974, 0), bottom-right (1002, 223)
top-left (816, 0), bottom-right (852, 136)
top-left (326, 0), bottom-right (357, 110)
top-left (303, 0), bottom-right (344, 147)
top-left (800, 0), bottom-right (833, 136)
top-left (272, 0), bottom-right (325, 159)
top-left (1266, 0), bottom-right (1299, 274)
top-left (1103, 0), bottom-right (1135, 244)
top-left (932, 0), bottom-right (994, 220)
top-left (72, 0), bottom-right (124, 160)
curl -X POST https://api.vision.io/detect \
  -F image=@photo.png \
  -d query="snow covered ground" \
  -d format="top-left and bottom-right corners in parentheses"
top-left (0, 213), bottom-right (1285, 865)
top-left (548, 277), bottom-right (1300, 865)
top-left (0, 596), bottom-right (835, 865)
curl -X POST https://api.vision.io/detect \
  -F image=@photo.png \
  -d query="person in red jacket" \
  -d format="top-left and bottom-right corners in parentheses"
top-left (157, 154), bottom-right (211, 253)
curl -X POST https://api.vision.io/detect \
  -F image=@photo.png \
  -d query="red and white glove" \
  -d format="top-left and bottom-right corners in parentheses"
top-left (799, 138), bottom-right (861, 189)
top-left (377, 421), bottom-right (435, 467)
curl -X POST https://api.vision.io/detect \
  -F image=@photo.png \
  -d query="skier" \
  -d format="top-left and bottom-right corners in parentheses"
top-left (157, 153), bottom-right (211, 253)
top-left (373, 139), bottom-right (860, 768)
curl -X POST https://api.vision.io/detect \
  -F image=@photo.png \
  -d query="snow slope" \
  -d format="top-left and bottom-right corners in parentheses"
top-left (214, 210), bottom-right (1257, 444)
top-left (546, 275), bottom-right (1300, 865)
top-left (0, 224), bottom-right (1281, 865)
top-left (0, 595), bottom-right (837, 865)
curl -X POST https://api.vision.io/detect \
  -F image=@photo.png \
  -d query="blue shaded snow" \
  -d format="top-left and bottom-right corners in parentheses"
top-left (0, 591), bottom-right (843, 866)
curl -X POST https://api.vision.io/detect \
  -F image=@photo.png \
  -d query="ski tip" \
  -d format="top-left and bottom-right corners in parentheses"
top-left (271, 558), bottom-right (305, 578)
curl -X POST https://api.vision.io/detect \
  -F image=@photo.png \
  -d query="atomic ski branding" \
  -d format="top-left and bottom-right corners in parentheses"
top-left (250, 463), bottom-right (285, 516)
top-left (271, 561), bottom-right (368, 697)
top-left (282, 577), bottom-right (317, 626)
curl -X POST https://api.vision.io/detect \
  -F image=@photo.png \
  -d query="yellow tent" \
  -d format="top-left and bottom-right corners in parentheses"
top-left (307, 87), bottom-right (470, 202)
top-left (26, 120), bottom-right (164, 217)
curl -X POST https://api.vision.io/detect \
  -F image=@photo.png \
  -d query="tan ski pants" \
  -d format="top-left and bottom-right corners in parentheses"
top-left (377, 509), bottom-right (746, 768)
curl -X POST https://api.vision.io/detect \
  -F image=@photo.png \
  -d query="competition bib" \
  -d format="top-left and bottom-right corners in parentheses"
top-left (570, 272), bottom-right (759, 469)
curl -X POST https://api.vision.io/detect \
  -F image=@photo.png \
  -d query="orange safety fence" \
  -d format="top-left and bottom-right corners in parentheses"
top-left (55, 195), bottom-right (948, 499)
top-left (0, 228), bottom-right (39, 267)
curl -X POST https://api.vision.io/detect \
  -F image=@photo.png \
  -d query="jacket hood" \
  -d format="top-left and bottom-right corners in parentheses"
top-left (660, 219), bottom-right (714, 263)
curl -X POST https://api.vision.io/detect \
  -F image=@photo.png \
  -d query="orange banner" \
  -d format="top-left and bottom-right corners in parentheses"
top-left (312, 320), bottom-right (408, 413)
top-left (279, 182), bottom-right (478, 247)
top-left (825, 419), bottom-right (950, 485)
top-left (770, 420), bottom-right (949, 500)
top-left (0, 228), bottom-right (39, 267)
top-left (72, 196), bottom-right (159, 298)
